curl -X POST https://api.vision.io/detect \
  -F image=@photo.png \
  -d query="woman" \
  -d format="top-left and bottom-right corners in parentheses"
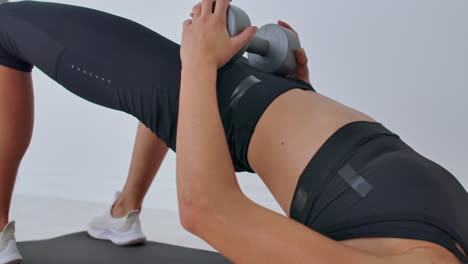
top-left (0, 1), bottom-right (466, 263)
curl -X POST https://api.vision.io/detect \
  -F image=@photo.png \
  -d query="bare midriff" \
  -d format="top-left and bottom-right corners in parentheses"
top-left (247, 88), bottom-right (465, 261)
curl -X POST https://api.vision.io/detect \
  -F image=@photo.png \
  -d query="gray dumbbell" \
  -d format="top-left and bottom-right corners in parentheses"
top-left (227, 5), bottom-right (301, 76)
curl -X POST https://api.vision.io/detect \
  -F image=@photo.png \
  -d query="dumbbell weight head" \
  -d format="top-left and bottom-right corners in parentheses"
top-left (226, 5), bottom-right (252, 61)
top-left (248, 24), bottom-right (301, 76)
top-left (226, 5), bottom-right (301, 76)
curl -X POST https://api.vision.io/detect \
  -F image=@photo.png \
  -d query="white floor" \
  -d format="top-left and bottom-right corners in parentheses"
top-left (9, 194), bottom-right (214, 252)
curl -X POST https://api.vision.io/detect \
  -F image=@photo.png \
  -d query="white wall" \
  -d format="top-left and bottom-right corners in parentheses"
top-left (13, 0), bottom-right (468, 214)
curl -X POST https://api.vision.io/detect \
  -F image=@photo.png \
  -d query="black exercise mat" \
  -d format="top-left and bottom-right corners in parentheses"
top-left (17, 232), bottom-right (232, 264)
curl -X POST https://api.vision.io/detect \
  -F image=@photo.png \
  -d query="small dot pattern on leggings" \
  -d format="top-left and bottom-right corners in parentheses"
top-left (71, 64), bottom-right (112, 84)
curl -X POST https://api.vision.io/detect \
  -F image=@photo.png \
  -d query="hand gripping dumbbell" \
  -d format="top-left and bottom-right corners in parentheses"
top-left (226, 5), bottom-right (301, 76)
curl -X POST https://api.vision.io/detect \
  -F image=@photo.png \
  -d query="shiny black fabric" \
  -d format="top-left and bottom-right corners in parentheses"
top-left (0, 1), bottom-right (314, 172)
top-left (290, 121), bottom-right (468, 263)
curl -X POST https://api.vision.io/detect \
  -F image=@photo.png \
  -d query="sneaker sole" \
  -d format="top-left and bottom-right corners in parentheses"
top-left (5, 259), bottom-right (23, 264)
top-left (86, 227), bottom-right (146, 246)
top-left (0, 255), bottom-right (23, 264)
top-left (0, 240), bottom-right (23, 264)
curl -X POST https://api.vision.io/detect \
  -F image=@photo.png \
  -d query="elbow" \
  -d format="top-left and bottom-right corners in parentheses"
top-left (177, 176), bottom-right (214, 235)
top-left (176, 168), bottom-right (241, 236)
top-left (179, 201), bottom-right (203, 235)
top-left (178, 187), bottom-right (240, 236)
top-left (178, 193), bottom-right (215, 236)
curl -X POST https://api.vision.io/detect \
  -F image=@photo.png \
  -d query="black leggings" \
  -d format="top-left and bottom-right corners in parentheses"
top-left (0, 1), bottom-right (314, 173)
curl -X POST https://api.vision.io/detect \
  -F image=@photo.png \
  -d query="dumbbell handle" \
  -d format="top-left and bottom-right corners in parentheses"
top-left (247, 36), bottom-right (270, 56)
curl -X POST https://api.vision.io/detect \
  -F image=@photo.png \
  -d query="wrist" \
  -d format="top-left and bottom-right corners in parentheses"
top-left (181, 59), bottom-right (217, 74)
top-left (181, 60), bottom-right (218, 92)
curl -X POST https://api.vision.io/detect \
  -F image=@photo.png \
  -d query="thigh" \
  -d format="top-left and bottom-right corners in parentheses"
top-left (0, 1), bottom-right (180, 113)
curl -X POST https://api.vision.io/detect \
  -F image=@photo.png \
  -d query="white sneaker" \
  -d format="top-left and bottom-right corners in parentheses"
top-left (0, 222), bottom-right (23, 264)
top-left (87, 192), bottom-right (146, 246)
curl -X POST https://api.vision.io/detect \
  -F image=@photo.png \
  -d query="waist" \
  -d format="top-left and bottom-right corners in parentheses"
top-left (217, 58), bottom-right (314, 173)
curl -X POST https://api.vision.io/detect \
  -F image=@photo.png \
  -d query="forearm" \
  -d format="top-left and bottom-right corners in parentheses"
top-left (176, 0), bottom-right (255, 198)
top-left (176, 63), bottom-right (240, 207)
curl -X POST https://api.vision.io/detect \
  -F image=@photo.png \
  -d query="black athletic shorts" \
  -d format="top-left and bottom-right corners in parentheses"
top-left (290, 121), bottom-right (468, 263)
top-left (0, 1), bottom-right (314, 173)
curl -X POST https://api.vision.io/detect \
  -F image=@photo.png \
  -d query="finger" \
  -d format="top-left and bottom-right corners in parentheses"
top-left (192, 3), bottom-right (202, 13)
top-left (232, 26), bottom-right (258, 52)
top-left (191, 3), bottom-right (202, 19)
top-left (190, 12), bottom-right (201, 19)
top-left (183, 19), bottom-right (193, 28)
top-left (297, 66), bottom-right (311, 84)
top-left (215, 0), bottom-right (231, 21)
top-left (183, 19), bottom-right (193, 31)
top-left (296, 48), bottom-right (308, 65)
top-left (278, 20), bottom-right (298, 35)
top-left (295, 63), bottom-right (311, 84)
top-left (277, 20), bottom-right (292, 30)
top-left (201, 0), bottom-right (215, 16)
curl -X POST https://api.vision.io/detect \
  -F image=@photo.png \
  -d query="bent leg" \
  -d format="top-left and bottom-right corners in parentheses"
top-left (0, 66), bottom-right (34, 230)
top-left (112, 122), bottom-right (169, 218)
top-left (0, 1), bottom-right (182, 140)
